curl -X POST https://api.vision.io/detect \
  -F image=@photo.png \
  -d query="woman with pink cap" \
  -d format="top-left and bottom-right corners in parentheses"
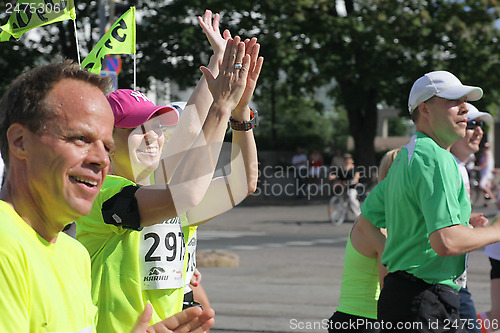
top-left (75, 10), bottom-right (263, 332)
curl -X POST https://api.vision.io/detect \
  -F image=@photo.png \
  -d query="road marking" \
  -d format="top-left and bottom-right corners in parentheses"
top-left (198, 231), bottom-right (266, 241)
top-left (199, 234), bottom-right (349, 252)
top-left (286, 241), bottom-right (315, 246)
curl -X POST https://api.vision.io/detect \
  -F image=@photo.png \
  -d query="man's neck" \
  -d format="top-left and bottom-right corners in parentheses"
top-left (0, 182), bottom-right (61, 243)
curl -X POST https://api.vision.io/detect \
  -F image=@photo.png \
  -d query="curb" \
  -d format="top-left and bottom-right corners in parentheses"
top-left (197, 251), bottom-right (240, 268)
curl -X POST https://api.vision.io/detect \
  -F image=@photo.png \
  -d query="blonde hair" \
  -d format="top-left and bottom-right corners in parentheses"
top-left (378, 148), bottom-right (401, 182)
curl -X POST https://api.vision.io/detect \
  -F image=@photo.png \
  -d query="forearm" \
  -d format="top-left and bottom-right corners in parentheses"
top-left (140, 36), bottom-right (248, 226)
top-left (184, 125), bottom-right (257, 225)
top-left (160, 53), bottom-right (224, 183)
top-left (429, 221), bottom-right (500, 256)
top-left (230, 107), bottom-right (258, 195)
top-left (168, 104), bottom-right (232, 215)
top-left (137, 105), bottom-right (231, 226)
top-left (184, 133), bottom-right (256, 225)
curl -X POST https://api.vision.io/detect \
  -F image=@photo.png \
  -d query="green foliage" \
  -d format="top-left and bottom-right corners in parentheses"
top-left (2, 0), bottom-right (500, 168)
top-left (388, 117), bottom-right (407, 137)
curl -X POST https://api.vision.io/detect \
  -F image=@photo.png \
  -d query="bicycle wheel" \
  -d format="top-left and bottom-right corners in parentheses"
top-left (328, 196), bottom-right (347, 226)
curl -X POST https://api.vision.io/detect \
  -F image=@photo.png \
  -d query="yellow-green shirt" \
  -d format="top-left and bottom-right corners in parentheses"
top-left (76, 175), bottom-right (185, 332)
top-left (0, 201), bottom-right (96, 332)
top-left (337, 234), bottom-right (380, 319)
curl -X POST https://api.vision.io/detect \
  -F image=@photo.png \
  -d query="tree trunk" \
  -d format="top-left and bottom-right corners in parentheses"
top-left (344, 86), bottom-right (378, 172)
top-left (270, 74), bottom-right (277, 148)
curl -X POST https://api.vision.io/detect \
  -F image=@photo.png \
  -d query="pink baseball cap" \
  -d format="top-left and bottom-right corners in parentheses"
top-left (106, 89), bottom-right (179, 128)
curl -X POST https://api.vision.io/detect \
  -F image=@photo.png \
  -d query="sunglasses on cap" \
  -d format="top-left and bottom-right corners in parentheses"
top-left (466, 120), bottom-right (484, 130)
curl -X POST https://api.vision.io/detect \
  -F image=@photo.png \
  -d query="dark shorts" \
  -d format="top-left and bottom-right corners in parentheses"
top-left (378, 271), bottom-right (464, 333)
top-left (490, 257), bottom-right (500, 280)
top-left (328, 311), bottom-right (380, 333)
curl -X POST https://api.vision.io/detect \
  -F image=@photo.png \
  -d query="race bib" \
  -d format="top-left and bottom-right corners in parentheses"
top-left (184, 229), bottom-right (197, 286)
top-left (140, 217), bottom-right (185, 290)
top-left (454, 253), bottom-right (468, 289)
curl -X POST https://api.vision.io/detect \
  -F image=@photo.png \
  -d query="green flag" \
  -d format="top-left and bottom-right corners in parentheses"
top-left (81, 6), bottom-right (136, 74)
top-left (0, 0), bottom-right (76, 41)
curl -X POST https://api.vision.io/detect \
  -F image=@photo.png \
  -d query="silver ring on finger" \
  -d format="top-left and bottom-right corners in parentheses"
top-left (234, 63), bottom-right (243, 69)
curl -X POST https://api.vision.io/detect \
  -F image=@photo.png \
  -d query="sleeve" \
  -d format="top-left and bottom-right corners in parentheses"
top-left (414, 153), bottom-right (463, 235)
top-left (75, 176), bottom-right (138, 254)
top-left (0, 243), bottom-right (29, 332)
top-left (101, 185), bottom-right (141, 230)
top-left (360, 180), bottom-right (386, 228)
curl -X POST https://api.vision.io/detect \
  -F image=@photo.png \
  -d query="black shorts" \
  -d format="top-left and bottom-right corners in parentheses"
top-left (490, 257), bottom-right (500, 280)
top-left (182, 290), bottom-right (202, 310)
top-left (328, 311), bottom-right (380, 333)
top-left (378, 271), bottom-right (464, 333)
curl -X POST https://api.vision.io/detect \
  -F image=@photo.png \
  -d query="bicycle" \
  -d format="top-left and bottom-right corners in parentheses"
top-left (328, 181), bottom-right (363, 226)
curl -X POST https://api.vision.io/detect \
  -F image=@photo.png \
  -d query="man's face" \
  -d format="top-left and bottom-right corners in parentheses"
top-left (112, 115), bottom-right (166, 182)
top-left (452, 119), bottom-right (484, 156)
top-left (23, 79), bottom-right (114, 223)
top-left (424, 96), bottom-right (468, 147)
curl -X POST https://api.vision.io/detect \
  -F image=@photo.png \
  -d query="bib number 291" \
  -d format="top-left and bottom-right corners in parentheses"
top-left (144, 231), bottom-right (184, 262)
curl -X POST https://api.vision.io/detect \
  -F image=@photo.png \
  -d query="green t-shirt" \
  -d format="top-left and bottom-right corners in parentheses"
top-left (76, 175), bottom-right (186, 333)
top-left (361, 132), bottom-right (471, 291)
top-left (0, 201), bottom-right (96, 333)
top-left (337, 234), bottom-right (380, 319)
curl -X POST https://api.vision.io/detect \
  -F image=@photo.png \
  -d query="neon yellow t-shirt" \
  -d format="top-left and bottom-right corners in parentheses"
top-left (75, 175), bottom-right (185, 332)
top-left (337, 235), bottom-right (380, 319)
top-left (0, 201), bottom-right (96, 332)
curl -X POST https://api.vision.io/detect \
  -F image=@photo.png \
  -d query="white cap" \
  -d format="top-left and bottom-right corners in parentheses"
top-left (169, 101), bottom-right (187, 116)
top-left (408, 71), bottom-right (483, 113)
top-left (466, 103), bottom-right (493, 122)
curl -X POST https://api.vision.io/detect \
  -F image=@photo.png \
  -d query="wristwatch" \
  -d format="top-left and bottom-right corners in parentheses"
top-left (229, 109), bottom-right (259, 131)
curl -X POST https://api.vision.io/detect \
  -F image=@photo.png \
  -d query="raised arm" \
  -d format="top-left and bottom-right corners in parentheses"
top-left (185, 38), bottom-right (264, 225)
top-left (159, 10), bottom-right (231, 184)
top-left (135, 37), bottom-right (250, 227)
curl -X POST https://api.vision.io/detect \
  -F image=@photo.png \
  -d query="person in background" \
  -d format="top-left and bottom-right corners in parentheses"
top-left (330, 148), bottom-right (345, 170)
top-left (328, 148), bottom-right (399, 333)
top-left (308, 147), bottom-right (324, 190)
top-left (477, 141), bottom-right (496, 204)
top-left (450, 103), bottom-right (492, 333)
top-left (329, 153), bottom-right (361, 217)
top-left (291, 146), bottom-right (308, 198)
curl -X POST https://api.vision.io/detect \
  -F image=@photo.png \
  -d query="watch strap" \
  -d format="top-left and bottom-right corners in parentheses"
top-left (229, 109), bottom-right (258, 131)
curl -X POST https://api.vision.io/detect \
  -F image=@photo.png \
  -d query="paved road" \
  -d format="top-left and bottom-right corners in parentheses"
top-left (196, 201), bottom-right (498, 333)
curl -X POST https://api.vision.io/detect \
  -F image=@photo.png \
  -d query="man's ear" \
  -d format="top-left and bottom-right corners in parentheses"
top-left (418, 102), bottom-right (431, 120)
top-left (6, 123), bottom-right (28, 160)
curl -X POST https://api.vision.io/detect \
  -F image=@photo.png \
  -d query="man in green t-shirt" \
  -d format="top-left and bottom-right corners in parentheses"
top-left (0, 61), bottom-right (218, 332)
top-left (362, 70), bottom-right (500, 332)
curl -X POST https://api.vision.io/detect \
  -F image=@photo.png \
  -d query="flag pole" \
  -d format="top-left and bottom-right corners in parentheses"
top-left (133, 53), bottom-right (137, 90)
top-left (73, 19), bottom-right (81, 65)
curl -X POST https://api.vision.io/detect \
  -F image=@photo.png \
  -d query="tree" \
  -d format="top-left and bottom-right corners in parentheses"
top-left (0, 1), bottom-right (102, 94)
top-left (297, 0), bottom-right (500, 168)
top-left (3, 0), bottom-right (500, 169)
top-left (134, 0), bottom-right (500, 168)
top-left (132, 0), bottom-right (332, 150)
